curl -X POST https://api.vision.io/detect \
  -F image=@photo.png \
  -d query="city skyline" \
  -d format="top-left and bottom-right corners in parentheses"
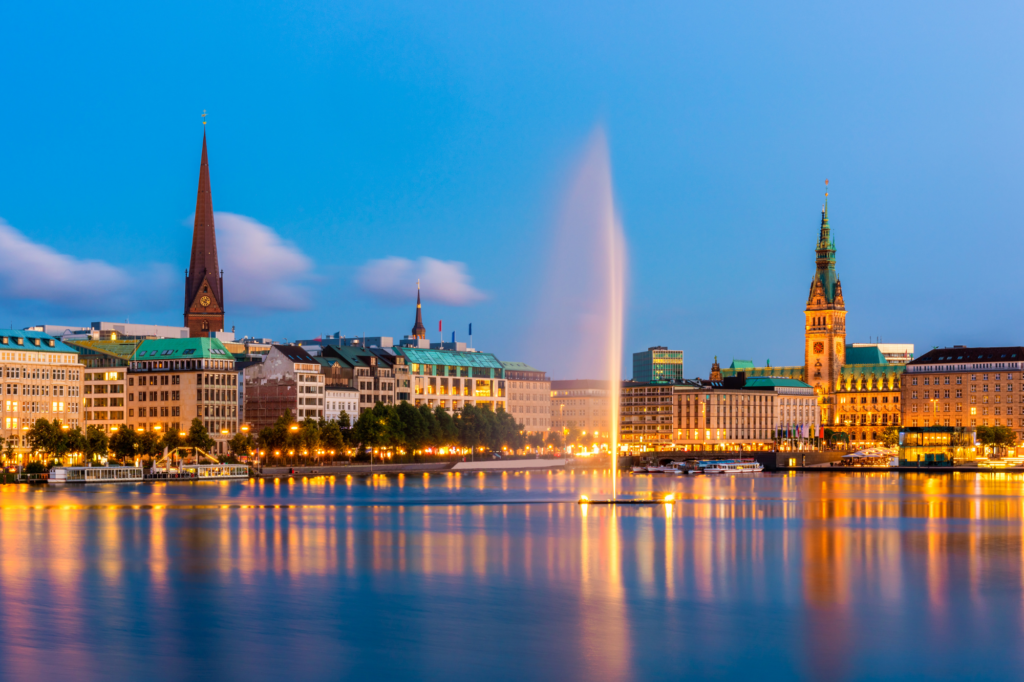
top-left (3, 2), bottom-right (1024, 378)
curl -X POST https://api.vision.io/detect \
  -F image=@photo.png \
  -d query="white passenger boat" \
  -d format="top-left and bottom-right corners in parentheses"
top-left (703, 460), bottom-right (764, 474)
top-left (49, 466), bottom-right (144, 484)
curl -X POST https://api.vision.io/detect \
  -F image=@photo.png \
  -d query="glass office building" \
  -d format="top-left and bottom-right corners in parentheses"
top-left (632, 346), bottom-right (684, 383)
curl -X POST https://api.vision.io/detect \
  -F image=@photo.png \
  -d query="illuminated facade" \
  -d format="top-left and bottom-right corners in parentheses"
top-left (902, 346), bottom-right (1024, 442)
top-left (501, 361), bottom-right (550, 433)
top-left (551, 380), bottom-right (610, 438)
top-left (0, 330), bottom-right (84, 455)
top-left (127, 337), bottom-right (238, 452)
top-left (721, 194), bottom-right (911, 447)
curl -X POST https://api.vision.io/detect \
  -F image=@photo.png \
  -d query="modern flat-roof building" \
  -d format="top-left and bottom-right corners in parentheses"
top-left (632, 346), bottom-right (684, 383)
top-left (902, 346), bottom-right (1024, 443)
top-left (127, 337), bottom-right (238, 451)
top-left (501, 361), bottom-right (550, 433)
top-left (0, 330), bottom-right (84, 457)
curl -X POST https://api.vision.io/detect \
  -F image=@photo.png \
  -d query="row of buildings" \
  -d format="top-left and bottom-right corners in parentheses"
top-left (4, 132), bottom-right (1016, 459)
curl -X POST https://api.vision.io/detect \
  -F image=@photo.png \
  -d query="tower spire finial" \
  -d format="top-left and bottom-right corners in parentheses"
top-left (202, 109), bottom-right (207, 126)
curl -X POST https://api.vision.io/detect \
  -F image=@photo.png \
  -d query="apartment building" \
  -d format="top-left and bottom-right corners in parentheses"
top-left (501, 361), bottom-right (550, 432)
top-left (243, 345), bottom-right (324, 430)
top-left (126, 337), bottom-right (239, 451)
top-left (321, 345), bottom-right (411, 414)
top-left (0, 330), bottom-right (84, 454)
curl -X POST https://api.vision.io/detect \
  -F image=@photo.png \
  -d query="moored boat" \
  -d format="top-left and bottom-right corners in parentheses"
top-left (703, 460), bottom-right (763, 474)
top-left (49, 466), bottom-right (145, 484)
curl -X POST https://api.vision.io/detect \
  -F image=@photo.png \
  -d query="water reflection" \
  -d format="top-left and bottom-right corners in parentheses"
top-left (2, 472), bottom-right (1024, 680)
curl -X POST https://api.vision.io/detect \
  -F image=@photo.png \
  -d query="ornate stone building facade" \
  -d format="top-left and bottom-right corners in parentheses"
top-left (722, 194), bottom-right (910, 447)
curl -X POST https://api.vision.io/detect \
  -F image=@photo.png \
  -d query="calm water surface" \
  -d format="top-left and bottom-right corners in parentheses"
top-left (2, 470), bottom-right (1024, 681)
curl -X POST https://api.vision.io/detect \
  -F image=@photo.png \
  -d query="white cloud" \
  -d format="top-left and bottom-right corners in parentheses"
top-left (356, 256), bottom-right (487, 306)
top-left (214, 212), bottom-right (315, 311)
top-left (0, 218), bottom-right (175, 312)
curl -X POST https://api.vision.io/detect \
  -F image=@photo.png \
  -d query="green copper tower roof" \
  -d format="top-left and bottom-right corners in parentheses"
top-left (811, 195), bottom-right (841, 304)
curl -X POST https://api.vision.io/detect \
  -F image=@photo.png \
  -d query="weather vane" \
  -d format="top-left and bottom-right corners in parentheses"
top-left (825, 178), bottom-right (828, 198)
top-left (203, 109), bottom-right (207, 126)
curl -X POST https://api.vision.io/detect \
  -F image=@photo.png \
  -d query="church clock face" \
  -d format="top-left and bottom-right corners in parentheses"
top-left (200, 295), bottom-right (211, 308)
top-left (813, 342), bottom-right (824, 353)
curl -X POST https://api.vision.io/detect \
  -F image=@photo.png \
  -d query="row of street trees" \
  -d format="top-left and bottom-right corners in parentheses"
top-left (247, 404), bottom-right (582, 464)
top-left (16, 417), bottom-right (219, 465)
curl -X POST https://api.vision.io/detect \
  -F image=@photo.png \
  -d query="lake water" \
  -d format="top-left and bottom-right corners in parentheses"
top-left (2, 470), bottom-right (1024, 681)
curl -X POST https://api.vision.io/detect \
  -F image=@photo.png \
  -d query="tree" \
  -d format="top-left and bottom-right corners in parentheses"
top-left (353, 403), bottom-right (390, 459)
top-left (527, 432), bottom-right (545, 453)
top-left (546, 430), bottom-right (564, 451)
top-left (25, 418), bottom-right (58, 457)
top-left (83, 426), bottom-right (108, 462)
top-left (977, 425), bottom-right (1016, 457)
top-left (228, 431), bottom-right (253, 458)
top-left (336, 410), bottom-right (351, 430)
top-left (136, 431), bottom-right (163, 459)
top-left (880, 426), bottom-right (899, 449)
top-left (185, 417), bottom-right (216, 453)
top-left (3, 437), bottom-right (15, 462)
top-left (109, 428), bottom-right (138, 461)
top-left (320, 420), bottom-right (344, 457)
top-left (161, 429), bottom-right (184, 453)
top-left (434, 406), bottom-right (458, 447)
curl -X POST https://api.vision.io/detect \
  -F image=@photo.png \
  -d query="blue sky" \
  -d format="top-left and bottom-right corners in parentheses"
top-left (2, 2), bottom-right (1023, 379)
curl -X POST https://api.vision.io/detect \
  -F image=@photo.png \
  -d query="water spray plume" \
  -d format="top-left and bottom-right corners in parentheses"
top-left (535, 127), bottom-right (626, 499)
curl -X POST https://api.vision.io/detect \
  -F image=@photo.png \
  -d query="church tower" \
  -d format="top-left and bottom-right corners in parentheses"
top-left (411, 280), bottom-right (426, 340)
top-left (804, 184), bottom-right (846, 404)
top-left (184, 129), bottom-right (225, 338)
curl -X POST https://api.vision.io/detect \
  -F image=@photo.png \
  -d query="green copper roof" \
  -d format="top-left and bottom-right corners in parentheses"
top-left (134, 337), bottom-right (233, 360)
top-left (66, 339), bottom-right (143, 360)
top-left (396, 347), bottom-right (504, 369)
top-left (844, 345), bottom-right (887, 365)
top-left (743, 377), bottom-right (814, 390)
top-left (729, 360), bottom-right (755, 369)
top-left (721, 365), bottom-right (806, 381)
top-left (0, 329), bottom-right (81, 354)
top-left (813, 204), bottom-right (840, 303)
top-left (500, 361), bottom-right (542, 372)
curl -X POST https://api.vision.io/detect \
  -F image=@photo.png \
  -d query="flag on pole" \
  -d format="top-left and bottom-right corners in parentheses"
top-left (439, 320), bottom-right (442, 332)
top-left (469, 323), bottom-right (472, 336)
top-left (451, 331), bottom-right (455, 343)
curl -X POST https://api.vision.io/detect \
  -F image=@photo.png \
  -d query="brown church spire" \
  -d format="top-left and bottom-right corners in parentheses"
top-left (411, 280), bottom-right (426, 340)
top-left (184, 128), bottom-right (225, 337)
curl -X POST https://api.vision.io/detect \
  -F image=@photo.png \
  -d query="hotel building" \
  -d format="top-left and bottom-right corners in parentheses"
top-left (0, 330), bottom-right (84, 454)
top-left (632, 346), bottom-right (684, 383)
top-left (396, 347), bottom-right (506, 413)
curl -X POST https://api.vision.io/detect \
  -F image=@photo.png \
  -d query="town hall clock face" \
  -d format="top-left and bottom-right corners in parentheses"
top-left (200, 295), bottom-right (211, 307)
top-left (813, 342), bottom-right (824, 353)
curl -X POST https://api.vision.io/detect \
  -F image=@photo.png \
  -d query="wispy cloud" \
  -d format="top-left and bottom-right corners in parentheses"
top-left (214, 212), bottom-right (315, 311)
top-left (356, 256), bottom-right (487, 306)
top-left (0, 218), bottom-right (174, 313)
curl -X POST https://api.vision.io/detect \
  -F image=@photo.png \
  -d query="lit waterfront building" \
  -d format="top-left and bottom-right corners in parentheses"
top-left (620, 372), bottom-right (817, 452)
top-left (501, 361), bottom-right (550, 433)
top-left (127, 337), bottom-right (238, 452)
top-left (550, 380), bottom-right (610, 439)
top-left (902, 346), bottom-right (1024, 442)
top-left (721, 191), bottom-right (911, 447)
top-left (0, 330), bottom-right (84, 456)
top-left (396, 347), bottom-right (506, 414)
top-left (632, 346), bottom-right (683, 383)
